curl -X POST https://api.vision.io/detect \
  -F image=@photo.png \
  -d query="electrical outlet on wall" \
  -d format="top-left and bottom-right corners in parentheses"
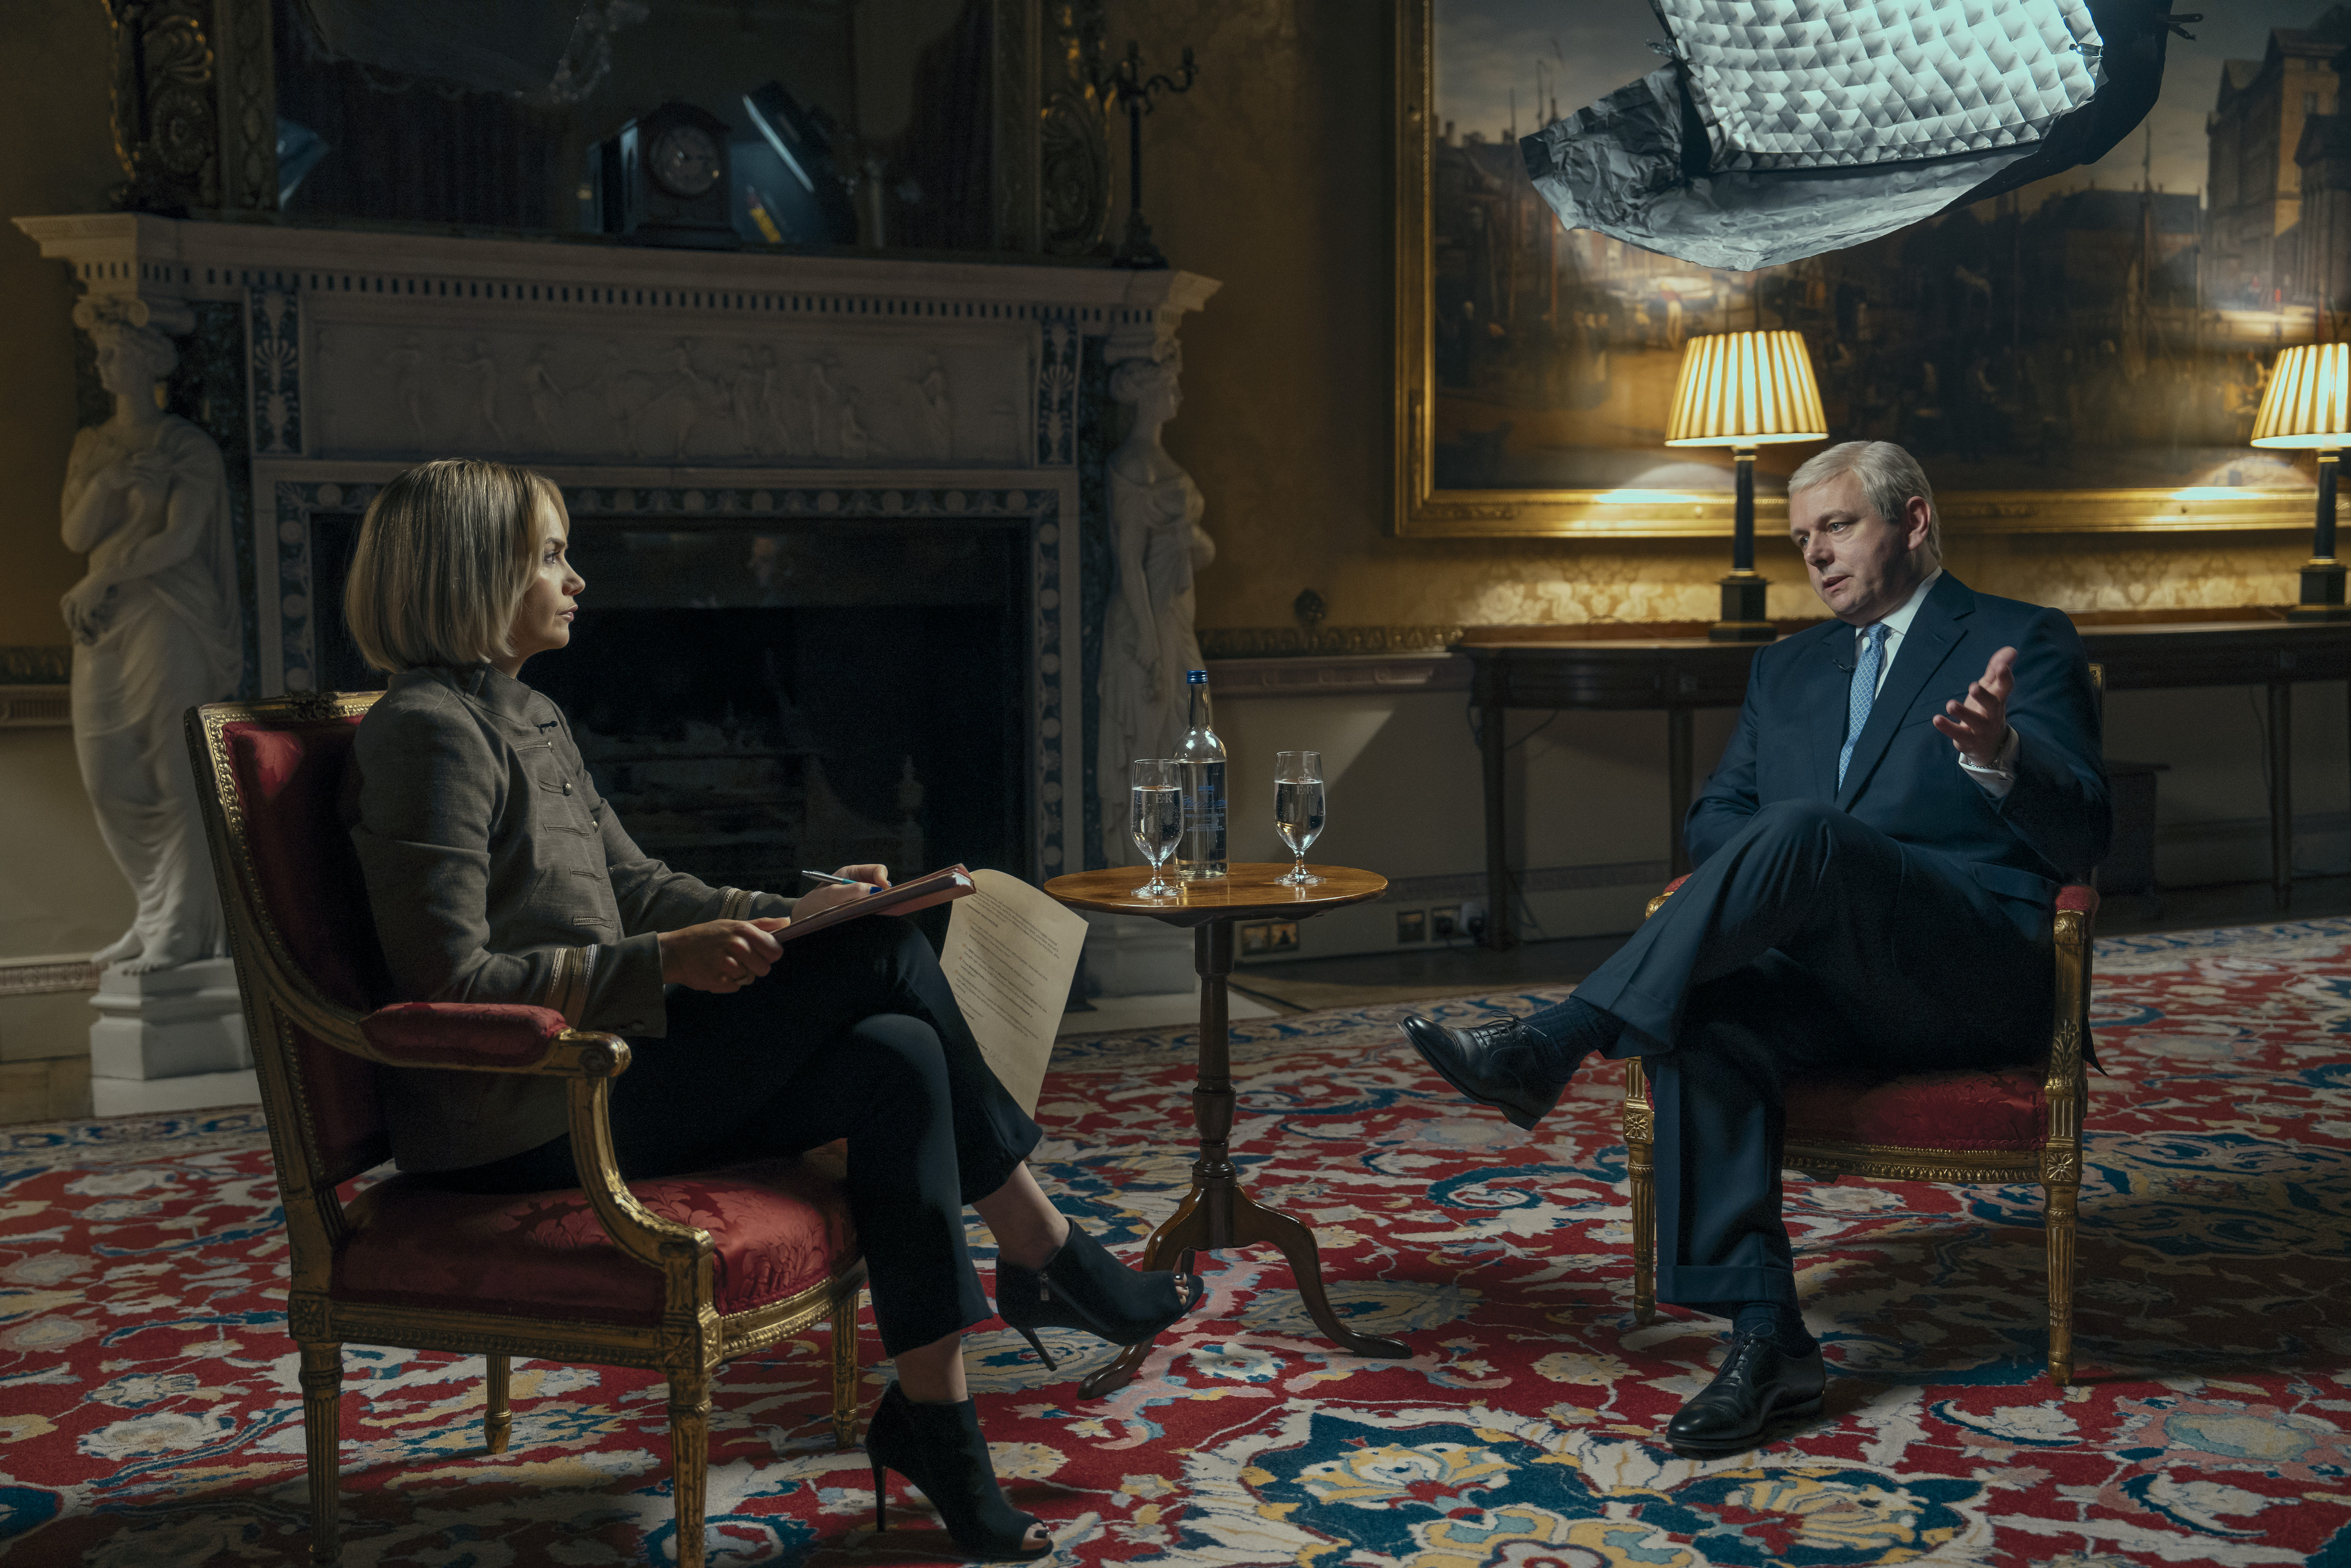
top-left (1431, 904), bottom-right (1462, 939)
top-left (1396, 908), bottom-right (1427, 943)
top-left (1240, 919), bottom-right (1301, 956)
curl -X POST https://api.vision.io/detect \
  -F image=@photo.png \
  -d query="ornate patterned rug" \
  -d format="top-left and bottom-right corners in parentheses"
top-left (4, 918), bottom-right (2349, 1567)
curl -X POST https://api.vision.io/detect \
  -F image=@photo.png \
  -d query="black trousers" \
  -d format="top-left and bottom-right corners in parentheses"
top-left (438, 918), bottom-right (1041, 1356)
top-left (1569, 800), bottom-right (2052, 1312)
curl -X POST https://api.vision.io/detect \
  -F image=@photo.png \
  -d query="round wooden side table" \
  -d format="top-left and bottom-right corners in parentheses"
top-left (1043, 861), bottom-right (1409, 1397)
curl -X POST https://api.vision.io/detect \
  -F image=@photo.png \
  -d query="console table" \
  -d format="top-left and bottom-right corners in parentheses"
top-left (1465, 618), bottom-right (2351, 949)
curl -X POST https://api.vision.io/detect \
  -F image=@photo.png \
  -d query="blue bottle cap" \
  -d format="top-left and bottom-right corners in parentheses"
top-left (1187, 669), bottom-right (1207, 683)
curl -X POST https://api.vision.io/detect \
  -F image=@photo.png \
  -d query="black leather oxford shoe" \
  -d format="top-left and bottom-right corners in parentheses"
top-left (1664, 1333), bottom-right (1827, 1457)
top-left (1400, 1013), bottom-right (1562, 1130)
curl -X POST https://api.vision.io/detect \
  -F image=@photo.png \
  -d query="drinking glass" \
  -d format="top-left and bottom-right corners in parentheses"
top-left (1130, 759), bottom-right (1184, 898)
top-left (1273, 750), bottom-right (1325, 886)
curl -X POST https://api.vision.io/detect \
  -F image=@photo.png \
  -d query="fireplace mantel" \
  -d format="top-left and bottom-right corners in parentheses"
top-left (17, 213), bottom-right (1219, 880)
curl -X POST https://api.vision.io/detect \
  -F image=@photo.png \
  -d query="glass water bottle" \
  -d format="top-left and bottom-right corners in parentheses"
top-left (1175, 669), bottom-right (1227, 880)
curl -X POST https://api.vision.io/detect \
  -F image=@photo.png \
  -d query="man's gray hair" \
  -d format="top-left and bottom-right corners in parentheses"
top-left (1787, 440), bottom-right (1940, 561)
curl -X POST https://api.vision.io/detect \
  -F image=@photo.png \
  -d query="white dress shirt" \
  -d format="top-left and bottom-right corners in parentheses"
top-left (1854, 567), bottom-right (2019, 798)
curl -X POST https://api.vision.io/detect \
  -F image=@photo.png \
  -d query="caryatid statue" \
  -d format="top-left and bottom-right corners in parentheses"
top-left (1098, 353), bottom-right (1215, 865)
top-left (58, 297), bottom-right (242, 974)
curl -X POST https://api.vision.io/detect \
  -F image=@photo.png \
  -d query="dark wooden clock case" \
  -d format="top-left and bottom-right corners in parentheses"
top-left (594, 102), bottom-right (738, 248)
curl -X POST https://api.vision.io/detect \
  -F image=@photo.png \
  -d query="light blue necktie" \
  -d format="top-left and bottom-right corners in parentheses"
top-left (1837, 623), bottom-right (1890, 790)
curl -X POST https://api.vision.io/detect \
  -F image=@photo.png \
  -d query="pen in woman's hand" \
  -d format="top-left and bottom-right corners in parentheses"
top-left (801, 869), bottom-right (860, 886)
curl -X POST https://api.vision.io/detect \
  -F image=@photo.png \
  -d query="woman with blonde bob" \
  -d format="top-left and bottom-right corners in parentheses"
top-left (342, 458), bottom-right (1200, 1558)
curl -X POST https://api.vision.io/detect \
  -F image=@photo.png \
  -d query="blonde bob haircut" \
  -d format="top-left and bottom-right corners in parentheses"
top-left (345, 459), bottom-right (563, 672)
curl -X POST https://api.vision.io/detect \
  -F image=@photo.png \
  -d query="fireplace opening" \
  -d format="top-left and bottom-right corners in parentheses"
top-left (527, 522), bottom-right (1031, 922)
top-left (309, 515), bottom-right (1032, 925)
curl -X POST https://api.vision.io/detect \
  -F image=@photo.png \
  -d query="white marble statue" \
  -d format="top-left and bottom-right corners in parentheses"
top-left (59, 299), bottom-right (243, 974)
top-left (1098, 353), bottom-right (1215, 864)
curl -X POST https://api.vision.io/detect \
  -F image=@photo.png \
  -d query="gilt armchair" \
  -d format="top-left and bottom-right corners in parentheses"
top-left (1622, 877), bottom-right (2097, 1385)
top-left (186, 691), bottom-right (867, 1568)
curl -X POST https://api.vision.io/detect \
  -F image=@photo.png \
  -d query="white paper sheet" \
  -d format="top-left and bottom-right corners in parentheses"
top-left (940, 869), bottom-right (1091, 1115)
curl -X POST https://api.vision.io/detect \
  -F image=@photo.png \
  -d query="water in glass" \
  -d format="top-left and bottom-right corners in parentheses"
top-left (1274, 750), bottom-right (1324, 886)
top-left (1130, 758), bottom-right (1183, 898)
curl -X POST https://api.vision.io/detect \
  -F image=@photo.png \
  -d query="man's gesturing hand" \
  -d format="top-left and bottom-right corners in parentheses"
top-left (1931, 644), bottom-right (2017, 766)
top-left (658, 920), bottom-right (785, 993)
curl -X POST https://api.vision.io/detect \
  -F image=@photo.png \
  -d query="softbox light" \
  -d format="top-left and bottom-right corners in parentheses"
top-left (1522, 0), bottom-right (2191, 271)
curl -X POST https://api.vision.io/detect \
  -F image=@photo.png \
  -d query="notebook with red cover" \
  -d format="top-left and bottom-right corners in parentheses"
top-left (774, 865), bottom-right (974, 942)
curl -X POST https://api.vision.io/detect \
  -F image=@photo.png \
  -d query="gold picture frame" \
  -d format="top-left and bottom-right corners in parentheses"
top-left (1392, 0), bottom-right (2316, 539)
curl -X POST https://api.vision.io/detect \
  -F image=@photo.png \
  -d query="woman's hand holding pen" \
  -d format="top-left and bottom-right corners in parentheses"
top-left (791, 863), bottom-right (892, 921)
top-left (659, 866), bottom-right (893, 989)
top-left (659, 921), bottom-right (784, 992)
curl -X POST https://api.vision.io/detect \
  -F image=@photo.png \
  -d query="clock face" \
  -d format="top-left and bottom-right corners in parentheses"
top-left (649, 124), bottom-right (722, 199)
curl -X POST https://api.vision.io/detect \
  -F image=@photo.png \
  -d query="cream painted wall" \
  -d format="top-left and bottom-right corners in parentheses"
top-left (0, 11), bottom-right (133, 1091)
top-left (0, 728), bottom-right (128, 957)
top-left (1215, 690), bottom-right (1483, 878)
top-left (0, 4), bottom-right (118, 647)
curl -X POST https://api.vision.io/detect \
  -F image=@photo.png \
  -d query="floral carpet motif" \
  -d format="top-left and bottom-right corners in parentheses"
top-left (3, 917), bottom-right (2349, 1566)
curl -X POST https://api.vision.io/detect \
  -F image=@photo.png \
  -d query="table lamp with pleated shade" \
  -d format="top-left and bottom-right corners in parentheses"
top-left (1666, 330), bottom-right (1830, 642)
top-left (2249, 342), bottom-right (2351, 622)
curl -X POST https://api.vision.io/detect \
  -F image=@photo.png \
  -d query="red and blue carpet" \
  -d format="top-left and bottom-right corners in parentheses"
top-left (3, 917), bottom-right (2349, 1566)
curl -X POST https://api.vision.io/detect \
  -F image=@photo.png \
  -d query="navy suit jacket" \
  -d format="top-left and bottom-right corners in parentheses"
top-left (1687, 571), bottom-right (2111, 922)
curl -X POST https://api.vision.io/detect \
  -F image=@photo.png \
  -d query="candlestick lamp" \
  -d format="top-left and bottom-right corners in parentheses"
top-left (1665, 330), bottom-right (1829, 643)
top-left (2249, 342), bottom-right (2351, 622)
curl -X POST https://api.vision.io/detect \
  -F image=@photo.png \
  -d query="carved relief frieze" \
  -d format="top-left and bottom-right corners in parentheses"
top-left (1036, 321), bottom-right (1080, 466)
top-left (250, 286), bottom-right (299, 454)
top-left (303, 323), bottom-right (1029, 467)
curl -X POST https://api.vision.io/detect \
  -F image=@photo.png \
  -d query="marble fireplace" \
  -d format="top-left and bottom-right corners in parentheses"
top-left (18, 212), bottom-right (1216, 1107)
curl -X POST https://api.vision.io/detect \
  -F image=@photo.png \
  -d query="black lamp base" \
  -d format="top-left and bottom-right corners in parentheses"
top-left (2288, 557), bottom-right (2350, 622)
top-left (1710, 570), bottom-right (1776, 642)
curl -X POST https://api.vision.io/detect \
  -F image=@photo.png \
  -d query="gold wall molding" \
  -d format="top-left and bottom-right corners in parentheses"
top-left (0, 956), bottom-right (101, 999)
top-left (1198, 625), bottom-right (1466, 659)
top-left (0, 687), bottom-right (72, 728)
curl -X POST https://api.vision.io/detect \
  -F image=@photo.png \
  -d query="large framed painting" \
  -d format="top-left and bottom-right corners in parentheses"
top-left (1396, 0), bottom-right (2335, 537)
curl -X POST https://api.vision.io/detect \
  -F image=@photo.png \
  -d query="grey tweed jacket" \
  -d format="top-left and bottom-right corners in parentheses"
top-left (344, 663), bottom-right (793, 1172)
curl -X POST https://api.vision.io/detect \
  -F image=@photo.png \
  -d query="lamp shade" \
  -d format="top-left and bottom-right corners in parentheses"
top-left (2250, 343), bottom-right (2351, 448)
top-left (1664, 329), bottom-right (1829, 447)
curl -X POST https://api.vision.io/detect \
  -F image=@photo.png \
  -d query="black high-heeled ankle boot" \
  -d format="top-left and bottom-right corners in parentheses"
top-left (996, 1219), bottom-right (1206, 1371)
top-left (864, 1383), bottom-right (1049, 1559)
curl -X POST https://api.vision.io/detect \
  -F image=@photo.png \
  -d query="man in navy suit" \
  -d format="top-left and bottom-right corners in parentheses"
top-left (1404, 440), bottom-right (2109, 1456)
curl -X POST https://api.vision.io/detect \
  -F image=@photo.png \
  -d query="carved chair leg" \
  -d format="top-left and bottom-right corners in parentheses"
top-left (829, 1286), bottom-right (861, 1452)
top-left (1629, 1146), bottom-right (1657, 1325)
top-left (2045, 1179), bottom-right (2079, 1387)
top-left (1624, 1062), bottom-right (1657, 1325)
top-left (483, 1353), bottom-right (512, 1454)
top-left (668, 1367), bottom-right (713, 1568)
top-left (298, 1341), bottom-right (344, 1568)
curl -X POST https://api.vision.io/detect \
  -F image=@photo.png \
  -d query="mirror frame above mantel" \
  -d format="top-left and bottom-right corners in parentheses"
top-left (101, 0), bottom-right (1119, 261)
top-left (1390, 0), bottom-right (2317, 541)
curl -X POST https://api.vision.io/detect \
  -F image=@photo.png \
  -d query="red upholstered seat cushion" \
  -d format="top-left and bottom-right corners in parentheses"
top-left (1784, 1065), bottom-right (2048, 1151)
top-left (334, 1156), bottom-right (859, 1324)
